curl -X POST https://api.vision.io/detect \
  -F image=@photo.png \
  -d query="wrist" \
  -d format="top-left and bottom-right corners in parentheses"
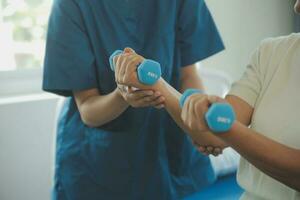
top-left (113, 87), bottom-right (129, 107)
top-left (216, 120), bottom-right (242, 138)
top-left (151, 78), bottom-right (166, 91)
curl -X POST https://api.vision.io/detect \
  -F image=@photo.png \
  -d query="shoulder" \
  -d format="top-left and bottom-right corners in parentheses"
top-left (253, 34), bottom-right (299, 71)
top-left (50, 0), bottom-right (92, 27)
top-left (258, 33), bottom-right (300, 55)
top-left (52, 0), bottom-right (92, 11)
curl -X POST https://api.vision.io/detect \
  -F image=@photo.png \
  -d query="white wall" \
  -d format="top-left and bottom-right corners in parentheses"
top-left (0, 95), bottom-right (59, 200)
top-left (202, 0), bottom-right (295, 80)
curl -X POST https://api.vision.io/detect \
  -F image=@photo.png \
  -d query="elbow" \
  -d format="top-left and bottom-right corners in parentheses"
top-left (78, 105), bottom-right (102, 128)
top-left (80, 113), bottom-right (100, 128)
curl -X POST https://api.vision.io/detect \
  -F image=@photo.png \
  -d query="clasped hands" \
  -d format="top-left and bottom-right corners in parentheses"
top-left (114, 48), bottom-right (165, 109)
top-left (112, 48), bottom-right (228, 156)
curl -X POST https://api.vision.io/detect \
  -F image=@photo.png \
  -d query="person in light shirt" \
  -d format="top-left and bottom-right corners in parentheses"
top-left (181, 1), bottom-right (300, 199)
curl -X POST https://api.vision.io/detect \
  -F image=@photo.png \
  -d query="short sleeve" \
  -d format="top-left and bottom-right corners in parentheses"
top-left (228, 46), bottom-right (263, 108)
top-left (43, 0), bottom-right (97, 97)
top-left (177, 0), bottom-right (224, 67)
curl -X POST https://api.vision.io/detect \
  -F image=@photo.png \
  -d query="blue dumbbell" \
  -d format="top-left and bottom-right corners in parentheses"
top-left (180, 89), bottom-right (236, 133)
top-left (109, 50), bottom-right (162, 85)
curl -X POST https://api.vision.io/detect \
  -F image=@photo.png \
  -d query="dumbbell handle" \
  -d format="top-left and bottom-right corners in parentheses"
top-left (180, 89), bottom-right (236, 133)
top-left (109, 50), bottom-right (162, 85)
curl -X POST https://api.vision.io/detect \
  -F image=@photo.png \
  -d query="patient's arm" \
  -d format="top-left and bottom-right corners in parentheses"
top-left (183, 93), bottom-right (300, 191)
top-left (223, 122), bottom-right (300, 191)
top-left (113, 50), bottom-right (227, 148)
top-left (156, 78), bottom-right (227, 147)
top-left (222, 95), bottom-right (300, 191)
top-left (219, 96), bottom-right (300, 191)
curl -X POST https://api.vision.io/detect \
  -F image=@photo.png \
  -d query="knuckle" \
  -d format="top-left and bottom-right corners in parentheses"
top-left (188, 121), bottom-right (193, 129)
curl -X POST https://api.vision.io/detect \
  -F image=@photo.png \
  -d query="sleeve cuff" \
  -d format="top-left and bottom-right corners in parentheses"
top-left (227, 83), bottom-right (258, 108)
top-left (181, 43), bottom-right (225, 67)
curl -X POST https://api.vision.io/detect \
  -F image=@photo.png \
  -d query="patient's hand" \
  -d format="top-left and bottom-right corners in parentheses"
top-left (181, 94), bottom-right (229, 156)
top-left (113, 48), bottom-right (151, 90)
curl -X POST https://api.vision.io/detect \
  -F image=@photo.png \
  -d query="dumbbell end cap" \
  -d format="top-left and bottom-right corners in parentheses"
top-left (205, 103), bottom-right (236, 133)
top-left (109, 50), bottom-right (123, 71)
top-left (137, 60), bottom-right (162, 85)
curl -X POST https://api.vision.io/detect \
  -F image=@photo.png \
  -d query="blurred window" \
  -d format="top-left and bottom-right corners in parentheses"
top-left (0, 0), bottom-right (51, 71)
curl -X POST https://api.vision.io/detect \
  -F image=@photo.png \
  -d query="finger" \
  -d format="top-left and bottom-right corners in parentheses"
top-left (197, 146), bottom-right (206, 153)
top-left (127, 55), bottom-right (144, 75)
top-left (213, 148), bottom-right (222, 156)
top-left (132, 98), bottom-right (155, 108)
top-left (114, 54), bottom-right (122, 81)
top-left (181, 95), bottom-right (193, 127)
top-left (207, 95), bottom-right (227, 105)
top-left (194, 96), bottom-right (210, 130)
top-left (116, 54), bottom-right (130, 84)
top-left (154, 91), bottom-right (162, 98)
top-left (137, 95), bottom-right (164, 108)
top-left (181, 97), bottom-right (189, 125)
top-left (117, 54), bottom-right (126, 84)
top-left (150, 96), bottom-right (165, 106)
top-left (127, 86), bottom-right (134, 93)
top-left (202, 149), bottom-right (210, 156)
top-left (123, 55), bottom-right (144, 84)
top-left (181, 93), bottom-right (197, 125)
top-left (128, 86), bottom-right (142, 93)
top-left (187, 96), bottom-right (196, 129)
top-left (206, 146), bottom-right (214, 154)
top-left (128, 90), bottom-right (154, 101)
top-left (154, 104), bottom-right (165, 109)
top-left (124, 47), bottom-right (135, 54)
top-left (144, 93), bottom-right (161, 102)
top-left (119, 54), bottom-right (135, 84)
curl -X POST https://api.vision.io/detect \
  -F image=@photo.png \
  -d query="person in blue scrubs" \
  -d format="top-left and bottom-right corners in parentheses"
top-left (43, 0), bottom-right (224, 199)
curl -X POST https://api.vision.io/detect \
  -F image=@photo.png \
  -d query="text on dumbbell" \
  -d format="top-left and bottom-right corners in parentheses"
top-left (217, 117), bottom-right (231, 124)
top-left (147, 72), bottom-right (159, 79)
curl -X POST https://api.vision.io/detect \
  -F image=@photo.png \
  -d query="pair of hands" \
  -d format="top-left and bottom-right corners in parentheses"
top-left (181, 94), bottom-right (229, 156)
top-left (114, 48), bottom-right (165, 109)
top-left (113, 48), bottom-right (227, 156)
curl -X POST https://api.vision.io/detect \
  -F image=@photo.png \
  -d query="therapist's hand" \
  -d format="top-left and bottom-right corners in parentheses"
top-left (117, 85), bottom-right (165, 109)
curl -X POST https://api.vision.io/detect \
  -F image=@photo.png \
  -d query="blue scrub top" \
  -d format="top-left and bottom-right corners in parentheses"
top-left (43, 0), bottom-right (224, 199)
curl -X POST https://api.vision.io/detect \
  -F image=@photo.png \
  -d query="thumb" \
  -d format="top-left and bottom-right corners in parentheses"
top-left (123, 47), bottom-right (135, 54)
top-left (207, 95), bottom-right (226, 105)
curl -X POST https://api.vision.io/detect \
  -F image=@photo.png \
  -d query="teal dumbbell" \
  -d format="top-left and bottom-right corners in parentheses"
top-left (180, 89), bottom-right (236, 133)
top-left (109, 50), bottom-right (162, 85)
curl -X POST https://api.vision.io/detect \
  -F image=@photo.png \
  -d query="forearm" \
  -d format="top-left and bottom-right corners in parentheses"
top-left (219, 122), bottom-right (300, 190)
top-left (154, 79), bottom-right (187, 131)
top-left (76, 88), bottom-right (129, 127)
top-left (153, 79), bottom-right (224, 146)
top-left (159, 64), bottom-right (203, 135)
